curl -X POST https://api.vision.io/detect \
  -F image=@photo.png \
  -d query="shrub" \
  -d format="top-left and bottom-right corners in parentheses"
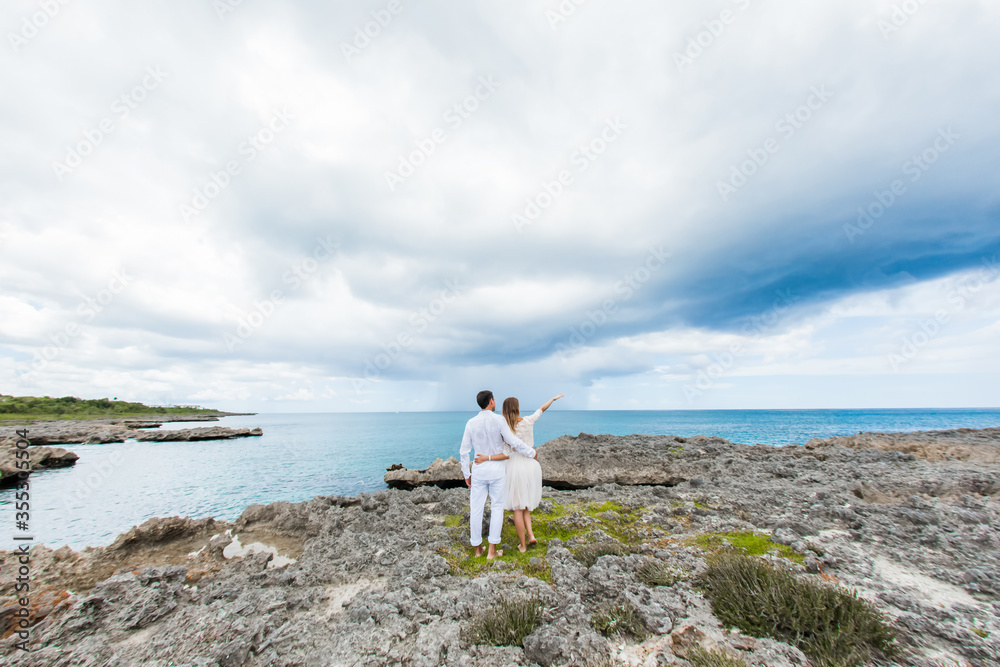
top-left (637, 559), bottom-right (682, 587)
top-left (687, 646), bottom-right (747, 667)
top-left (590, 601), bottom-right (647, 641)
top-left (696, 552), bottom-right (897, 667)
top-left (468, 595), bottom-right (542, 646)
top-left (573, 541), bottom-right (626, 567)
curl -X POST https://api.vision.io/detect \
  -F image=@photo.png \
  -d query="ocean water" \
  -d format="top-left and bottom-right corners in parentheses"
top-left (3, 408), bottom-right (999, 550)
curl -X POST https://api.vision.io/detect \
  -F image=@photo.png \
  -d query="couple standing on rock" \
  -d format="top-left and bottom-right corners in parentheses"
top-left (459, 389), bottom-right (563, 559)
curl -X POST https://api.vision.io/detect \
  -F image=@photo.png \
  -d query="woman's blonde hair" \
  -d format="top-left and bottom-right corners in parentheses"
top-left (502, 397), bottom-right (520, 434)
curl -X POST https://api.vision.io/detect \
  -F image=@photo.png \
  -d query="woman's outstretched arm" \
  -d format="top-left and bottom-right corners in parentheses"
top-left (539, 393), bottom-right (564, 412)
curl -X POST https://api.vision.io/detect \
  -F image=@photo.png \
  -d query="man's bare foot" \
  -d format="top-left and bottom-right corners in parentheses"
top-left (487, 546), bottom-right (503, 560)
top-left (474, 545), bottom-right (486, 558)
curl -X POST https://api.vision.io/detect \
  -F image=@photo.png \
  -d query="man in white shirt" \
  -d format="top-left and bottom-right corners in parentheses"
top-left (460, 389), bottom-right (537, 559)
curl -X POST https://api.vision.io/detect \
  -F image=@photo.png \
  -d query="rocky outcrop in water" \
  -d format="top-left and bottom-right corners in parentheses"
top-left (807, 426), bottom-right (1000, 463)
top-left (2, 428), bottom-right (999, 666)
top-left (387, 433), bottom-right (783, 490)
top-left (0, 420), bottom-right (262, 447)
top-left (0, 419), bottom-right (261, 486)
top-left (133, 426), bottom-right (263, 442)
top-left (0, 445), bottom-right (78, 486)
top-left (533, 433), bottom-right (702, 489)
top-left (385, 458), bottom-right (466, 490)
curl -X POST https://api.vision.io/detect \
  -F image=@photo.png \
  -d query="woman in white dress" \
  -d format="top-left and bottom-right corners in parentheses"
top-left (477, 393), bottom-right (563, 552)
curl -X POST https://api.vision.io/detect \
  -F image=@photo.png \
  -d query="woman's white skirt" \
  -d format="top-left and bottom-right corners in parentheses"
top-left (504, 451), bottom-right (542, 511)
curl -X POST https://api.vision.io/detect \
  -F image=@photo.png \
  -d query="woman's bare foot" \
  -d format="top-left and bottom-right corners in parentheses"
top-left (527, 536), bottom-right (537, 547)
top-left (518, 544), bottom-right (527, 553)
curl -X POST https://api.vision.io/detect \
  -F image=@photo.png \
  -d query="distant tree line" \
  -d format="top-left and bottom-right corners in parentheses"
top-left (0, 395), bottom-right (217, 416)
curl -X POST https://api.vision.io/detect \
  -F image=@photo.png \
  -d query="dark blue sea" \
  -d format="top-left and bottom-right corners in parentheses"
top-left (4, 408), bottom-right (1000, 549)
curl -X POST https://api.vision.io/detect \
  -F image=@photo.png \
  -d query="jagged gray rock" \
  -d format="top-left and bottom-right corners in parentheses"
top-left (0, 420), bottom-right (262, 486)
top-left (536, 433), bottom-right (699, 489)
top-left (806, 426), bottom-right (1000, 463)
top-left (386, 433), bottom-right (726, 490)
top-left (2, 428), bottom-right (999, 666)
top-left (0, 445), bottom-right (78, 486)
top-left (134, 426), bottom-right (263, 442)
top-left (385, 457), bottom-right (466, 490)
top-left (0, 419), bottom-right (262, 447)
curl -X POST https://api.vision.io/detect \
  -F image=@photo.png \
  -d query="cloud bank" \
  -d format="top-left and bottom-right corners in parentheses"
top-left (1, 0), bottom-right (998, 411)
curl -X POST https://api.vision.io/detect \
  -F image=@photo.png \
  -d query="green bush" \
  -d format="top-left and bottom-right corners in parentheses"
top-left (0, 394), bottom-right (219, 420)
top-left (696, 552), bottom-right (897, 667)
top-left (468, 595), bottom-right (542, 646)
top-left (637, 558), bottom-right (682, 587)
top-left (590, 601), bottom-right (647, 641)
top-left (573, 541), bottom-right (626, 567)
top-left (687, 646), bottom-right (747, 667)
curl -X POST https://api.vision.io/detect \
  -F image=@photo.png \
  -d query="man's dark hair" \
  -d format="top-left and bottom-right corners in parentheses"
top-left (476, 390), bottom-right (493, 409)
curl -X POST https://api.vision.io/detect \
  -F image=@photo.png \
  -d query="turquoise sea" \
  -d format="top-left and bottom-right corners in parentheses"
top-left (4, 408), bottom-right (1000, 549)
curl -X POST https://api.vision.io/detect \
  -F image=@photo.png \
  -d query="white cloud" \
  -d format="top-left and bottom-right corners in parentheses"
top-left (1, 0), bottom-right (999, 410)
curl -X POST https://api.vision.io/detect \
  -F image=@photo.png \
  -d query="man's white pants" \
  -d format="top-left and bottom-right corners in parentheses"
top-left (469, 475), bottom-right (505, 546)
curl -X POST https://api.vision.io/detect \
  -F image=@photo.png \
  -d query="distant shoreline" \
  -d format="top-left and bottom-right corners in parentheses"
top-left (0, 394), bottom-right (254, 423)
top-left (0, 412), bottom-right (255, 424)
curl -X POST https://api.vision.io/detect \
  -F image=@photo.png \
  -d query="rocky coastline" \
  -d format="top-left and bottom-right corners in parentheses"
top-left (0, 417), bottom-right (263, 486)
top-left (1, 426), bottom-right (998, 666)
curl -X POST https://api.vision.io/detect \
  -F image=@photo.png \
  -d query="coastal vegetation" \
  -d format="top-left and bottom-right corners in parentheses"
top-left (636, 558), bottom-right (684, 587)
top-left (572, 541), bottom-right (627, 567)
top-left (0, 394), bottom-right (223, 420)
top-left (686, 646), bottom-right (748, 667)
top-left (696, 551), bottom-right (898, 667)
top-left (590, 601), bottom-right (647, 641)
top-left (467, 595), bottom-right (542, 646)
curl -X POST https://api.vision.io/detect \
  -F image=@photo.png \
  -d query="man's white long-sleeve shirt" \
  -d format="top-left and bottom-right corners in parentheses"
top-left (460, 410), bottom-right (536, 479)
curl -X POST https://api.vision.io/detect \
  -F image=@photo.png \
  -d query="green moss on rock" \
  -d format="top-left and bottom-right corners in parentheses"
top-left (690, 531), bottom-right (806, 564)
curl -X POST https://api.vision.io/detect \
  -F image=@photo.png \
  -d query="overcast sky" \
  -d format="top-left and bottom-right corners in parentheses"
top-left (1, 0), bottom-right (998, 412)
